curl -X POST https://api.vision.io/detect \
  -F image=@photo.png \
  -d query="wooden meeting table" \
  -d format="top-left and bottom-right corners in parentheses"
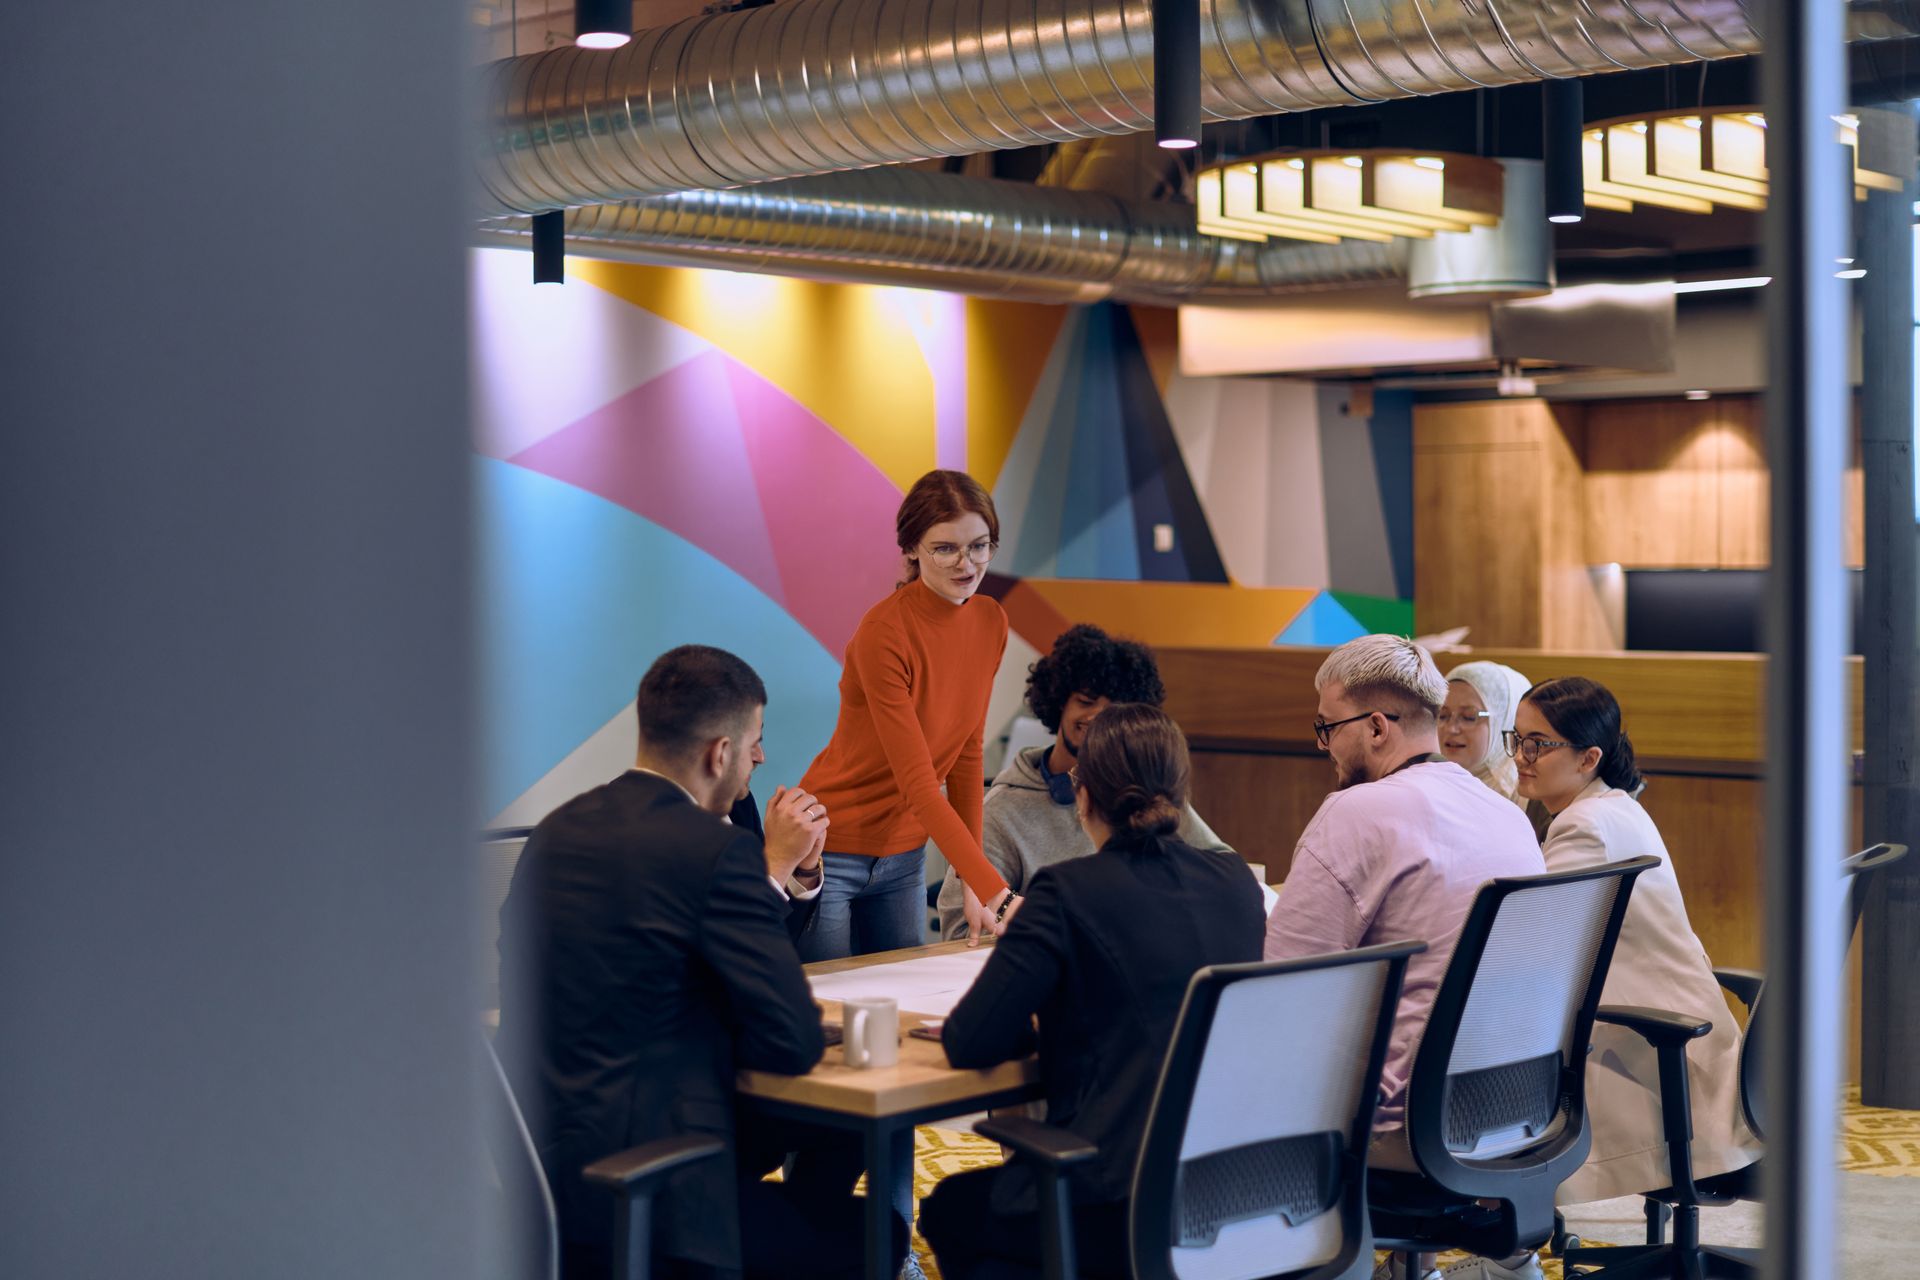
top-left (736, 939), bottom-right (1041, 1280)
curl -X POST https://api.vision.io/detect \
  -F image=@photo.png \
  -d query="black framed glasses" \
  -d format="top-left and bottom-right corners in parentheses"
top-left (1312, 710), bottom-right (1400, 748)
top-left (1502, 730), bottom-right (1576, 763)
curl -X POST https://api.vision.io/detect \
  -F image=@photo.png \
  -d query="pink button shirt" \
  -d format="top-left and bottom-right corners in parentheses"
top-left (1264, 760), bottom-right (1545, 1127)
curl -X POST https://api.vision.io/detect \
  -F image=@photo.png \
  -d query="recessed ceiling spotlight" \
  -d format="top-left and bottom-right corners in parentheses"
top-left (1686, 389), bottom-right (1712, 401)
top-left (1836, 268), bottom-right (1868, 279)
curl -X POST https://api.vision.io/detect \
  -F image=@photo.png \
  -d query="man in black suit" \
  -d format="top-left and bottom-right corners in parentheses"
top-left (498, 644), bottom-right (906, 1280)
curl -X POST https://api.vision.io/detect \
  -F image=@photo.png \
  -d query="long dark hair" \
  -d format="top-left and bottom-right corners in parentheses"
top-left (1074, 703), bottom-right (1190, 838)
top-left (1522, 676), bottom-right (1644, 794)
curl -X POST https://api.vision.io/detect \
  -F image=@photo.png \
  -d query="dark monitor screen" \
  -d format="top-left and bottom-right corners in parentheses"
top-left (1623, 569), bottom-right (1863, 654)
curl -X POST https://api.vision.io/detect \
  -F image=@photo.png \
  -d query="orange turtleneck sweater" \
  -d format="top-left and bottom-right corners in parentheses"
top-left (800, 577), bottom-right (1010, 900)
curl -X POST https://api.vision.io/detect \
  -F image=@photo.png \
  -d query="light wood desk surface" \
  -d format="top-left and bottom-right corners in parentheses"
top-left (735, 939), bottom-right (1039, 1119)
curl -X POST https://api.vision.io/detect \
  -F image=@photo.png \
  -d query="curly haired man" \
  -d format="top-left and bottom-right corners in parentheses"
top-left (934, 624), bottom-right (1236, 940)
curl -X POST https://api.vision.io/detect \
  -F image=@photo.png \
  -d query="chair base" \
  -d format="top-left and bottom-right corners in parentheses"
top-left (1562, 1242), bottom-right (1759, 1279)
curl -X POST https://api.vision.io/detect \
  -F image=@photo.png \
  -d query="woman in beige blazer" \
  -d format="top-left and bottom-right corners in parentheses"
top-left (1512, 677), bottom-right (1761, 1205)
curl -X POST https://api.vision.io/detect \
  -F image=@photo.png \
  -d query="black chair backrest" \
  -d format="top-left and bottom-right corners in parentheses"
top-left (1734, 841), bottom-right (1907, 1142)
top-left (481, 1033), bottom-right (559, 1280)
top-left (1403, 858), bottom-right (1657, 1207)
top-left (1129, 941), bottom-right (1423, 1280)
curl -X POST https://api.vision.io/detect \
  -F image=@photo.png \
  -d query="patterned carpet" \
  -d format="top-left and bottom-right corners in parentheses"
top-left (902, 1088), bottom-right (1920, 1279)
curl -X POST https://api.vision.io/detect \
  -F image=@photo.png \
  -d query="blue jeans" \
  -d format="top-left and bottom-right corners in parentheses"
top-left (797, 847), bottom-right (928, 963)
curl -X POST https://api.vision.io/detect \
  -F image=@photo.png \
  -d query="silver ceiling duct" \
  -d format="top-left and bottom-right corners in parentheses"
top-left (472, 0), bottom-right (1849, 216)
top-left (475, 166), bottom-right (1407, 302)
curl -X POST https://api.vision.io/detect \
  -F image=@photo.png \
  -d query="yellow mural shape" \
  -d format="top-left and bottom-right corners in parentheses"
top-left (576, 261), bottom-right (938, 492)
top-left (1021, 579), bottom-right (1319, 650)
top-left (965, 298), bottom-right (1068, 491)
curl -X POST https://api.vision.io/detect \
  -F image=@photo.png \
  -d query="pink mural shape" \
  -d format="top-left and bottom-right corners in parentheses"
top-left (507, 350), bottom-right (787, 611)
top-left (506, 347), bottom-right (905, 659)
top-left (723, 359), bottom-right (904, 659)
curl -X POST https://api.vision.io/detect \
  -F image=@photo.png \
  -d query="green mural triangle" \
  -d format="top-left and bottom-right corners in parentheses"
top-left (1327, 591), bottom-right (1415, 637)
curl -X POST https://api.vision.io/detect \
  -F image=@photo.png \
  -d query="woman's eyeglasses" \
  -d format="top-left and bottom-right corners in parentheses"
top-left (1436, 710), bottom-right (1491, 731)
top-left (921, 539), bottom-right (997, 568)
top-left (1502, 730), bottom-right (1576, 763)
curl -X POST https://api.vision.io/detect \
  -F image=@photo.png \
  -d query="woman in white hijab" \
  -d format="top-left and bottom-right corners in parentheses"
top-left (1439, 661), bottom-right (1533, 805)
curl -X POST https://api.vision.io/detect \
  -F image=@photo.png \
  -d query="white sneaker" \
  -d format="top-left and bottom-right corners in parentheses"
top-left (1371, 1257), bottom-right (1441, 1280)
top-left (1439, 1254), bottom-right (1545, 1280)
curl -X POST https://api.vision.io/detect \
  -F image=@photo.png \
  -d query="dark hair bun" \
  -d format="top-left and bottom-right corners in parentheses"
top-left (1602, 729), bottom-right (1642, 794)
top-left (1122, 795), bottom-right (1183, 837)
top-left (1074, 703), bottom-right (1191, 839)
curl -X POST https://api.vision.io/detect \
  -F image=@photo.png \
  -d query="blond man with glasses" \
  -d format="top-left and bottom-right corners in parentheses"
top-left (1263, 635), bottom-right (1547, 1280)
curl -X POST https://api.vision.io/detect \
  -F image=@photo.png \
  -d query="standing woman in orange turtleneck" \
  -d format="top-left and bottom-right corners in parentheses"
top-left (797, 470), bottom-right (1021, 961)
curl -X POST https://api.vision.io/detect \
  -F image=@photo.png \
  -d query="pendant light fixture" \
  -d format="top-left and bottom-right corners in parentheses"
top-left (532, 210), bottom-right (564, 284)
top-left (1194, 151), bottom-right (1504, 245)
top-left (574, 0), bottom-right (632, 50)
top-left (1152, 0), bottom-right (1200, 150)
top-left (1543, 78), bottom-right (1586, 224)
top-left (1581, 109), bottom-right (1904, 214)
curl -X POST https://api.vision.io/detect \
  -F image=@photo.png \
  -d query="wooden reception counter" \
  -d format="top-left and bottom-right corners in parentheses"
top-left (1157, 646), bottom-right (1865, 980)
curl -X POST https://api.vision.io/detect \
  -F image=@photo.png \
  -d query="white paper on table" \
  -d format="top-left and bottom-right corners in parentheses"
top-left (807, 948), bottom-right (995, 1017)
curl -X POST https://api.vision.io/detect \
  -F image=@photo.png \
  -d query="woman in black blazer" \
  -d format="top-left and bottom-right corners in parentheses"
top-left (918, 703), bottom-right (1266, 1280)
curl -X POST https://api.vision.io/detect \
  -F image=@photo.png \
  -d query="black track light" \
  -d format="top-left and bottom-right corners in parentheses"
top-left (1152, 0), bottom-right (1200, 150)
top-left (1544, 77), bottom-right (1586, 224)
top-left (575, 0), bottom-right (632, 50)
top-left (533, 211), bottom-right (564, 285)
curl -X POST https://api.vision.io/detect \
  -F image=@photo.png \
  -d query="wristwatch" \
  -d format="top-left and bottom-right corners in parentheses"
top-left (993, 890), bottom-right (1020, 924)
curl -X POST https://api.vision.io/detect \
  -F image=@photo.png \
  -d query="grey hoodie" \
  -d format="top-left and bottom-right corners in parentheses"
top-left (934, 744), bottom-right (1235, 940)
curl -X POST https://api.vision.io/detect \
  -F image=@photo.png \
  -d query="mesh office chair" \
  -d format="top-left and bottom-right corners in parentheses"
top-left (1560, 842), bottom-right (1909, 1280)
top-left (1371, 857), bottom-right (1658, 1268)
top-left (480, 1034), bottom-right (724, 1280)
top-left (976, 940), bottom-right (1424, 1280)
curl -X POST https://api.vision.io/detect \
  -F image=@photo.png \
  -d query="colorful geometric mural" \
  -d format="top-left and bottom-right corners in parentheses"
top-left (470, 249), bottom-right (1415, 825)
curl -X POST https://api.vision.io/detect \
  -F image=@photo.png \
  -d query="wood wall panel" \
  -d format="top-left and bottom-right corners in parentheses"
top-left (1186, 750), bottom-right (1334, 876)
top-left (1583, 398), bottom-right (1741, 567)
top-left (1413, 401), bottom-right (1552, 648)
top-left (1542, 408), bottom-right (1616, 650)
top-left (1579, 394), bottom-right (1865, 569)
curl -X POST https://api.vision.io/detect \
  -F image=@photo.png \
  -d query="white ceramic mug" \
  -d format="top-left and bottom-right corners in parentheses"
top-left (841, 996), bottom-right (900, 1069)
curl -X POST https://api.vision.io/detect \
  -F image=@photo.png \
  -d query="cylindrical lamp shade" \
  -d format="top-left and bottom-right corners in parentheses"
top-left (1153, 0), bottom-right (1201, 149)
top-left (532, 210), bottom-right (565, 284)
top-left (1543, 78), bottom-right (1586, 224)
top-left (575, 0), bottom-right (632, 49)
top-left (1407, 159), bottom-right (1554, 300)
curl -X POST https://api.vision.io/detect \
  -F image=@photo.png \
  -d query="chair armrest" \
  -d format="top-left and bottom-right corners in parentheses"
top-left (975, 1117), bottom-right (1099, 1169)
top-left (1713, 968), bottom-right (1765, 1013)
top-left (1596, 1005), bottom-right (1712, 1047)
top-left (583, 1135), bottom-right (726, 1192)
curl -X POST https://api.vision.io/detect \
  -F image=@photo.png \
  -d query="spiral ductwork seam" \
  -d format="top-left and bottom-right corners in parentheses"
top-left (478, 167), bottom-right (1407, 302)
top-left (471, 0), bottom-right (1818, 216)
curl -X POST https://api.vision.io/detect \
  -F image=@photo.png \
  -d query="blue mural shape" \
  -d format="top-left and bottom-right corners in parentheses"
top-left (1272, 592), bottom-right (1370, 647)
top-left (997, 303), bottom-right (1228, 584)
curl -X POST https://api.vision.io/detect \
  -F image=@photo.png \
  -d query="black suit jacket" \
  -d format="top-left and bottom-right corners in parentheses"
top-left (498, 771), bottom-right (825, 1272)
top-left (942, 831), bottom-right (1266, 1208)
